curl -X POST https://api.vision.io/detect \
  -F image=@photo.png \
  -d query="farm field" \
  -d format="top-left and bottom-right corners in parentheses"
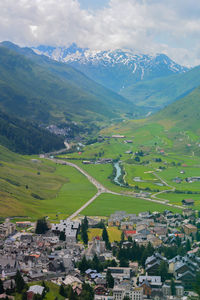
top-left (82, 193), bottom-right (182, 216)
top-left (88, 227), bottom-right (122, 242)
top-left (65, 160), bottom-right (131, 193)
top-left (35, 164), bottom-right (97, 220)
top-left (157, 166), bottom-right (200, 191)
top-left (156, 192), bottom-right (200, 209)
top-left (124, 163), bottom-right (171, 191)
top-left (107, 227), bottom-right (122, 242)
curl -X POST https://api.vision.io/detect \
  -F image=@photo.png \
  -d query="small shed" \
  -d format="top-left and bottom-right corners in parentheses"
top-left (182, 199), bottom-right (194, 206)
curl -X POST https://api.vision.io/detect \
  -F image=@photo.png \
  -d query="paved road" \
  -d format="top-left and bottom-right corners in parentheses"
top-left (151, 172), bottom-right (177, 205)
top-left (47, 158), bottom-right (184, 219)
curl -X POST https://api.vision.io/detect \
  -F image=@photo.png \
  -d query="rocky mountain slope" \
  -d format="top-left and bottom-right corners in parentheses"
top-left (34, 44), bottom-right (188, 94)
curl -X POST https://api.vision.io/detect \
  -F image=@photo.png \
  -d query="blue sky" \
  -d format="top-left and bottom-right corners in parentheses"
top-left (79, 0), bottom-right (109, 10)
top-left (0, 0), bottom-right (200, 66)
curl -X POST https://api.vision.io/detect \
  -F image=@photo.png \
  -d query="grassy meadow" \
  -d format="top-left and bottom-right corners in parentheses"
top-left (88, 227), bottom-right (122, 242)
top-left (156, 192), bottom-right (200, 209)
top-left (0, 146), bottom-right (97, 219)
top-left (82, 193), bottom-right (182, 216)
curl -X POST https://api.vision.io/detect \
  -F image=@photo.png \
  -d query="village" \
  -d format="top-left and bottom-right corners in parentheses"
top-left (1, 206), bottom-right (200, 300)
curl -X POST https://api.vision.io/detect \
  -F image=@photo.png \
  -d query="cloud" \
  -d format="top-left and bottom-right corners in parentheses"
top-left (0, 0), bottom-right (200, 66)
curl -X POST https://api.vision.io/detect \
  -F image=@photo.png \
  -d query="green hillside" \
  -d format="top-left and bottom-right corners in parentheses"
top-left (0, 109), bottom-right (64, 154)
top-left (153, 86), bottom-right (200, 134)
top-left (0, 43), bottom-right (140, 125)
top-left (120, 66), bottom-right (200, 109)
top-left (0, 145), bottom-right (97, 218)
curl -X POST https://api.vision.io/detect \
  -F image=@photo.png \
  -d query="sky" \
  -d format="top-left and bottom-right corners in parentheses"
top-left (0, 0), bottom-right (200, 66)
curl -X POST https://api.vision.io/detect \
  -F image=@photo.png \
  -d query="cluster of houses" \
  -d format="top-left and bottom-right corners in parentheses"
top-left (1, 208), bottom-right (200, 299)
top-left (107, 210), bottom-right (198, 248)
top-left (173, 176), bottom-right (200, 184)
top-left (82, 158), bottom-right (113, 165)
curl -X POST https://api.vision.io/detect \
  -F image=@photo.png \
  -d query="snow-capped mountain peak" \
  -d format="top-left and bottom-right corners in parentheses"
top-left (33, 44), bottom-right (188, 92)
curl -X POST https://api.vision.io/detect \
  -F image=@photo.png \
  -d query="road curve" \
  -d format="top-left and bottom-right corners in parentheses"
top-left (46, 158), bottom-right (184, 219)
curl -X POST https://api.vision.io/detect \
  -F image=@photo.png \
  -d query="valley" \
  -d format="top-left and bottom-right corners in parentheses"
top-left (2, 3), bottom-right (200, 298)
top-left (0, 42), bottom-right (200, 221)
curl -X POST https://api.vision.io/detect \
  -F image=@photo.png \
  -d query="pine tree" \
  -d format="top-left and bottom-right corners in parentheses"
top-left (83, 216), bottom-right (88, 230)
top-left (15, 270), bottom-right (26, 293)
top-left (68, 285), bottom-right (76, 300)
top-left (81, 229), bottom-right (88, 245)
top-left (121, 231), bottom-right (125, 242)
top-left (186, 238), bottom-right (191, 251)
top-left (59, 284), bottom-right (66, 297)
top-left (102, 226), bottom-right (108, 242)
top-left (170, 279), bottom-right (176, 296)
top-left (92, 254), bottom-right (102, 272)
top-left (80, 283), bottom-right (94, 300)
top-left (102, 227), bottom-right (110, 249)
top-left (0, 279), bottom-right (4, 294)
top-left (106, 269), bottom-right (114, 288)
top-left (158, 261), bottom-right (168, 282)
top-left (79, 255), bottom-right (89, 274)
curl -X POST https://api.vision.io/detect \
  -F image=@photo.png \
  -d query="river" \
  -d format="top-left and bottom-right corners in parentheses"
top-left (113, 162), bottom-right (124, 186)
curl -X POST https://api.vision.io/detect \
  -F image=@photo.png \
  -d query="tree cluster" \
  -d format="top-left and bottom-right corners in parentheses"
top-left (35, 218), bottom-right (49, 234)
top-left (59, 283), bottom-right (94, 300)
top-left (78, 254), bottom-right (117, 274)
top-left (116, 241), bottom-right (154, 268)
top-left (0, 109), bottom-right (64, 155)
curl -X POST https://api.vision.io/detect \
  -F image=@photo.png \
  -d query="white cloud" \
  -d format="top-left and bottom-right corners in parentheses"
top-left (0, 0), bottom-right (200, 66)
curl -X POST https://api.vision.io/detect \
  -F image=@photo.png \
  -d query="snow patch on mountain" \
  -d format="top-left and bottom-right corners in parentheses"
top-left (33, 44), bottom-right (187, 76)
top-left (33, 44), bottom-right (189, 93)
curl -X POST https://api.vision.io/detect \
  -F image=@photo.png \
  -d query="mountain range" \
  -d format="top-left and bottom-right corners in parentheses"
top-left (0, 42), bottom-right (140, 127)
top-left (34, 44), bottom-right (194, 109)
top-left (1, 41), bottom-right (200, 155)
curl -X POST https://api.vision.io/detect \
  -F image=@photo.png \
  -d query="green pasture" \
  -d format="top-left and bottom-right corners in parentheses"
top-left (159, 166), bottom-right (200, 192)
top-left (156, 192), bottom-right (200, 210)
top-left (0, 146), bottom-right (97, 219)
top-left (39, 164), bottom-right (97, 220)
top-left (124, 163), bottom-right (170, 191)
top-left (82, 193), bottom-right (182, 216)
top-left (62, 138), bottom-right (137, 161)
top-left (66, 160), bottom-right (132, 193)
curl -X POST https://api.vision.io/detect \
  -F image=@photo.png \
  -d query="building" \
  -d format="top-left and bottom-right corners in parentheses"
top-left (0, 221), bottom-right (16, 239)
top-left (121, 222), bottom-right (133, 230)
top-left (16, 221), bottom-right (31, 228)
top-left (113, 285), bottom-right (143, 300)
top-left (107, 267), bottom-right (132, 280)
top-left (183, 224), bottom-right (197, 235)
top-left (183, 209), bottom-right (194, 217)
top-left (27, 285), bottom-right (44, 300)
top-left (85, 238), bottom-right (106, 260)
top-left (51, 219), bottom-right (80, 242)
top-left (182, 199), bottom-right (194, 206)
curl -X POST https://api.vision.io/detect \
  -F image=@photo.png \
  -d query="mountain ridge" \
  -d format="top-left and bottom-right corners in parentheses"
top-left (0, 42), bottom-right (141, 127)
top-left (33, 44), bottom-right (188, 94)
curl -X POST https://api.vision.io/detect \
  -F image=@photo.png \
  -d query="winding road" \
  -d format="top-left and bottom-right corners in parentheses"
top-left (47, 157), bottom-right (183, 220)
